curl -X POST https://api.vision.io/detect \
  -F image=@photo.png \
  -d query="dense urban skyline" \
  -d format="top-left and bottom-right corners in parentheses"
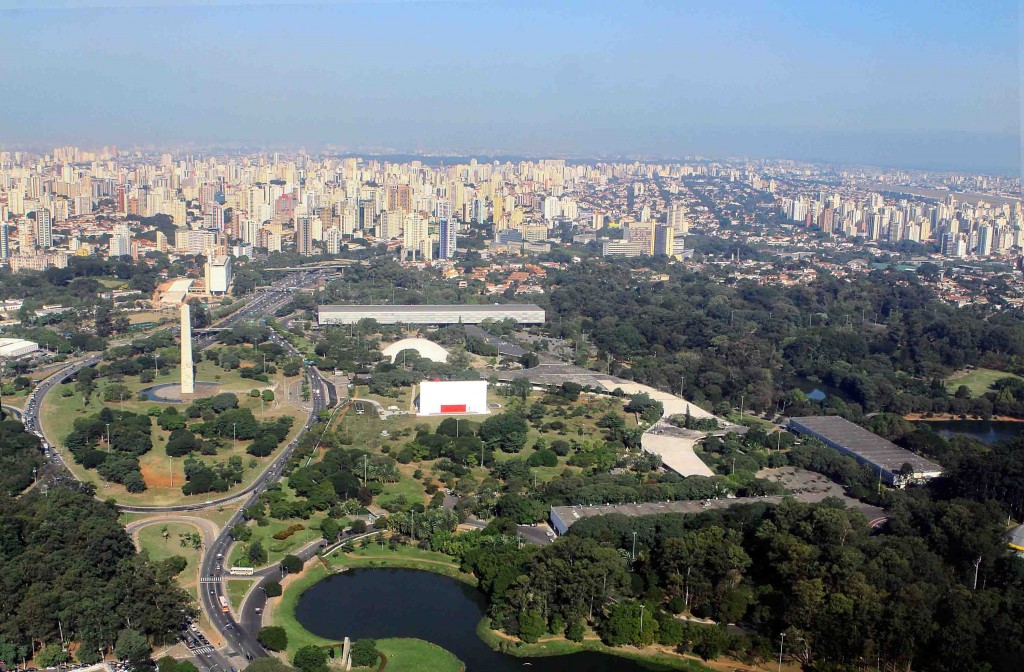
top-left (0, 1), bottom-right (1018, 173)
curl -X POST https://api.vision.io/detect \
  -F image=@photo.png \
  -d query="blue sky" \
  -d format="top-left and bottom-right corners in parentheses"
top-left (0, 1), bottom-right (1018, 172)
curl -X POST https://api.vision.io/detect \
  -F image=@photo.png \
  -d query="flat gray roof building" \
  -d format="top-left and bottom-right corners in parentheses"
top-left (318, 303), bottom-right (545, 326)
top-left (788, 415), bottom-right (943, 487)
top-left (550, 497), bottom-right (786, 536)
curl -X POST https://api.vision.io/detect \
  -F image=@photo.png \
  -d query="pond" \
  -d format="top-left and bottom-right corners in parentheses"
top-left (788, 377), bottom-right (849, 403)
top-left (294, 568), bottom-right (679, 672)
top-left (921, 420), bottom-right (1024, 446)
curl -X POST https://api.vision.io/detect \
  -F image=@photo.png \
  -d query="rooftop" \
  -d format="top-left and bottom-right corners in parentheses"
top-left (789, 415), bottom-right (943, 475)
top-left (319, 303), bottom-right (543, 313)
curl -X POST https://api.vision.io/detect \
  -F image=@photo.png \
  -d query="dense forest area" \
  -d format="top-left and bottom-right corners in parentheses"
top-left (461, 487), bottom-right (1023, 672)
top-left (544, 261), bottom-right (1024, 419)
top-left (0, 420), bottom-right (191, 665)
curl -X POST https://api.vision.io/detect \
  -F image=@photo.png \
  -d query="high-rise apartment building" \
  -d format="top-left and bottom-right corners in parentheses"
top-left (35, 208), bottom-right (52, 248)
top-left (439, 218), bottom-right (457, 260)
top-left (295, 215), bottom-right (315, 256)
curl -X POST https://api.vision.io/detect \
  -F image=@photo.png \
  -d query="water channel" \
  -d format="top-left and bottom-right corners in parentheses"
top-left (920, 420), bottom-right (1024, 446)
top-left (294, 567), bottom-right (678, 672)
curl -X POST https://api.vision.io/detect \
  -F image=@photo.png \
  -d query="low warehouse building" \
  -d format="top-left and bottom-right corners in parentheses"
top-left (788, 415), bottom-right (943, 487)
top-left (318, 303), bottom-right (545, 326)
top-left (418, 380), bottom-right (489, 415)
top-left (0, 337), bottom-right (39, 358)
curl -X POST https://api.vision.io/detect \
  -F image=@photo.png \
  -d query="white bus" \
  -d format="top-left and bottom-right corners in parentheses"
top-left (229, 566), bottom-right (255, 576)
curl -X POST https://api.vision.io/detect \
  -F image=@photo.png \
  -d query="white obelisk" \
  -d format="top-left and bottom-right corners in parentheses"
top-left (180, 302), bottom-right (194, 396)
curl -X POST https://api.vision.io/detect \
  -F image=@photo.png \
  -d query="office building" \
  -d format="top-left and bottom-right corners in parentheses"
top-left (654, 224), bottom-right (674, 256)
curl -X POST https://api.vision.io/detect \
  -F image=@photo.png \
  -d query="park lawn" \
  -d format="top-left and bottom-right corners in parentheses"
top-left (41, 361), bottom-right (307, 506)
top-left (375, 638), bottom-right (464, 672)
top-left (136, 521), bottom-right (203, 592)
top-left (137, 521), bottom-right (203, 565)
top-left (269, 564), bottom-right (337, 656)
top-left (226, 579), bottom-right (254, 611)
top-left (723, 412), bottom-right (777, 431)
top-left (128, 310), bottom-right (174, 325)
top-left (229, 514), bottom-right (326, 568)
top-left (945, 368), bottom-right (1024, 397)
top-left (378, 473), bottom-right (428, 509)
top-left (326, 537), bottom-right (473, 586)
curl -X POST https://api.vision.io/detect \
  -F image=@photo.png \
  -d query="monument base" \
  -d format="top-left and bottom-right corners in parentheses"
top-left (142, 382), bottom-right (221, 403)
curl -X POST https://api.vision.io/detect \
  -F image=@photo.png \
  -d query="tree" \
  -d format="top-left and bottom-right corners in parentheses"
top-left (349, 639), bottom-right (379, 668)
top-left (262, 390), bottom-right (275, 402)
top-left (115, 629), bottom-right (152, 663)
top-left (292, 646), bottom-right (328, 672)
top-left (281, 554), bottom-right (303, 573)
top-left (176, 662), bottom-right (199, 672)
top-left (517, 611), bottom-right (546, 643)
top-left (479, 412), bottom-right (529, 453)
top-left (35, 643), bottom-right (71, 667)
top-left (264, 580), bottom-right (283, 598)
top-left (257, 626), bottom-right (288, 652)
top-left (157, 655), bottom-right (179, 672)
top-left (247, 540), bottom-right (268, 564)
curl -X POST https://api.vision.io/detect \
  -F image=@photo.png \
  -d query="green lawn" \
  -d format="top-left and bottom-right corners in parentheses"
top-left (269, 564), bottom-right (337, 656)
top-left (229, 515), bottom-right (326, 568)
top-left (40, 359), bottom-right (307, 506)
top-left (326, 537), bottom-right (473, 585)
top-left (945, 368), bottom-right (1024, 397)
top-left (376, 638), bottom-right (464, 672)
top-left (136, 521), bottom-right (203, 594)
top-left (226, 579), bottom-right (254, 611)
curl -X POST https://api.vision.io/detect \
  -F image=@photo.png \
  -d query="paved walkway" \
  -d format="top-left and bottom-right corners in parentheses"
top-left (497, 364), bottom-right (722, 477)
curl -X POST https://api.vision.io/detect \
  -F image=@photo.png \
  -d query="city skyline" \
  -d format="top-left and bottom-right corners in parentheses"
top-left (0, 0), bottom-right (1018, 174)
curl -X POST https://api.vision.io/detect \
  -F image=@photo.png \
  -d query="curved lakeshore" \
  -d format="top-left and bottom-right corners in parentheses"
top-left (273, 557), bottom-right (710, 672)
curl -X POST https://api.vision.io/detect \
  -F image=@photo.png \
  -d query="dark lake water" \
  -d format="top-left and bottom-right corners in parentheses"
top-left (294, 568), bottom-right (675, 672)
top-left (922, 420), bottom-right (1024, 446)
top-left (789, 377), bottom-right (848, 402)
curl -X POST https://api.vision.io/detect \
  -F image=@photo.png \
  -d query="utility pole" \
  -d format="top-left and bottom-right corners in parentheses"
top-left (106, 423), bottom-right (111, 448)
top-left (632, 531), bottom-right (637, 562)
top-left (639, 603), bottom-right (645, 635)
top-left (972, 555), bottom-right (983, 590)
top-left (778, 632), bottom-right (785, 672)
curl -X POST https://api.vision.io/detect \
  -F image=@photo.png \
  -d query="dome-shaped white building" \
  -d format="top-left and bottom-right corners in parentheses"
top-left (381, 338), bottom-right (450, 364)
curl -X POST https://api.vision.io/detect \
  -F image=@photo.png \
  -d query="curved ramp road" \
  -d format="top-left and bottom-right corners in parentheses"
top-left (23, 271), bottom-right (335, 668)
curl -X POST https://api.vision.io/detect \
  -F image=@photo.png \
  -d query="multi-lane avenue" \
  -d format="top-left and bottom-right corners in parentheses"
top-left (20, 271), bottom-right (337, 671)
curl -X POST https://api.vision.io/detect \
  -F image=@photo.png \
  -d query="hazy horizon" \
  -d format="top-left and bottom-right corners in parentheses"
top-left (0, 0), bottom-right (1019, 174)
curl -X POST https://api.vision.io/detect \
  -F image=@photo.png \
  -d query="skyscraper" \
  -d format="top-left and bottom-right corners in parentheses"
top-left (0, 223), bottom-right (9, 260)
top-left (295, 215), bottom-right (314, 256)
top-left (439, 218), bottom-right (457, 260)
top-left (35, 208), bottom-right (52, 248)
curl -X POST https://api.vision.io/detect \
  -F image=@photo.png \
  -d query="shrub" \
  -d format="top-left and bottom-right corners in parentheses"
top-left (272, 523), bottom-right (306, 540)
top-left (349, 640), bottom-right (379, 668)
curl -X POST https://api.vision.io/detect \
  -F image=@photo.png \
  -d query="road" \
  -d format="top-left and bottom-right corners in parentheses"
top-left (22, 270), bottom-right (336, 670)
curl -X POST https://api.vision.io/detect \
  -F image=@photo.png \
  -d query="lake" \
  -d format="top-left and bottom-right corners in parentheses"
top-left (294, 568), bottom-right (677, 672)
top-left (923, 420), bottom-right (1024, 446)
